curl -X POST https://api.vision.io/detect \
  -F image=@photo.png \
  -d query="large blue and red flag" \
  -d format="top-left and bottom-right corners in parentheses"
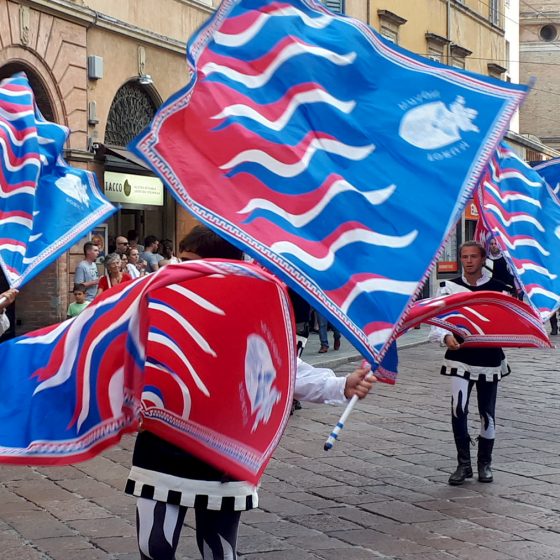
top-left (131, 0), bottom-right (527, 381)
top-left (0, 73), bottom-right (116, 288)
top-left (0, 261), bottom-right (296, 484)
top-left (475, 142), bottom-right (560, 319)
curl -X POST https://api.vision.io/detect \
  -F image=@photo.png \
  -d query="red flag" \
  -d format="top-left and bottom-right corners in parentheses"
top-left (401, 290), bottom-right (552, 349)
top-left (0, 261), bottom-right (296, 484)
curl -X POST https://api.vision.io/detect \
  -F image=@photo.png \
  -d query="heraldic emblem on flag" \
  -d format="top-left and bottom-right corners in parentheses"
top-left (0, 261), bottom-right (296, 484)
top-left (475, 142), bottom-right (560, 320)
top-left (0, 73), bottom-right (116, 288)
top-left (131, 0), bottom-right (528, 381)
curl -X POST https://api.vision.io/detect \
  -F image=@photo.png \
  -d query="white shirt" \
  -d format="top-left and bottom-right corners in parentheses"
top-left (294, 358), bottom-right (347, 405)
top-left (127, 263), bottom-right (141, 279)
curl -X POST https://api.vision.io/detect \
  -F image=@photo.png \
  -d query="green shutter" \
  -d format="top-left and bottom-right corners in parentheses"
top-left (323, 0), bottom-right (345, 15)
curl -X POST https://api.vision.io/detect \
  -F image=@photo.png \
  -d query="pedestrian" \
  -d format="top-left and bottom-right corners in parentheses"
top-left (0, 288), bottom-right (18, 336)
top-left (316, 311), bottom-right (341, 353)
top-left (550, 311), bottom-right (558, 336)
top-left (140, 235), bottom-right (162, 273)
top-left (66, 284), bottom-right (90, 318)
top-left (430, 241), bottom-right (511, 486)
top-left (127, 225), bottom-right (376, 560)
top-left (96, 253), bottom-right (132, 297)
top-left (485, 237), bottom-right (516, 294)
top-left (74, 241), bottom-right (100, 302)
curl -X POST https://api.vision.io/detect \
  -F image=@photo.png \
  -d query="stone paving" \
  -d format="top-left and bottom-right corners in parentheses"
top-left (0, 338), bottom-right (559, 559)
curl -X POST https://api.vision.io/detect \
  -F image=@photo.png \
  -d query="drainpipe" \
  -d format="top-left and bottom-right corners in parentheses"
top-left (447, 0), bottom-right (452, 64)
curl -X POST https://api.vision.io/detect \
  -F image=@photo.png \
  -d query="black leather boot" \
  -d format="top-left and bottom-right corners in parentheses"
top-left (478, 436), bottom-right (494, 483)
top-left (448, 437), bottom-right (473, 485)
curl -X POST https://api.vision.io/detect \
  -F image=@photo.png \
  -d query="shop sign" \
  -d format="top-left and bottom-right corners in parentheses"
top-left (104, 171), bottom-right (164, 206)
top-left (437, 261), bottom-right (458, 273)
top-left (464, 199), bottom-right (479, 220)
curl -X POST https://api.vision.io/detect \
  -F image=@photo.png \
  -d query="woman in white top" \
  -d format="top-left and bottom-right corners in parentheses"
top-left (127, 247), bottom-right (146, 279)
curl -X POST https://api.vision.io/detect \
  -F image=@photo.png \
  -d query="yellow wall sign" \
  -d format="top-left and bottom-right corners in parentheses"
top-left (104, 171), bottom-right (164, 206)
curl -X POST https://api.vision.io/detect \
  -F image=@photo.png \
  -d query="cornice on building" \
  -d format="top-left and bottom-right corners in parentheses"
top-left (450, 44), bottom-right (472, 58)
top-left (445, 0), bottom-right (505, 35)
top-left (487, 62), bottom-right (507, 74)
top-left (377, 9), bottom-right (407, 26)
top-left (520, 12), bottom-right (560, 23)
top-left (24, 0), bottom-right (213, 53)
top-left (506, 130), bottom-right (560, 158)
top-left (425, 32), bottom-right (451, 45)
top-left (519, 42), bottom-right (560, 52)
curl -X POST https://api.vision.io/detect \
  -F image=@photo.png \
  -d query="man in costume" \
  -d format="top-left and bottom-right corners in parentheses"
top-left (430, 241), bottom-right (511, 485)
top-left (127, 225), bottom-right (375, 560)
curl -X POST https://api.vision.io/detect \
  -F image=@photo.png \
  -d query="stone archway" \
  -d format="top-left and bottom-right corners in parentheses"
top-left (105, 81), bottom-right (160, 147)
top-left (0, 60), bottom-right (58, 123)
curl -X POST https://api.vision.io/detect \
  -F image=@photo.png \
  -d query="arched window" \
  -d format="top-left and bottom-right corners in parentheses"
top-left (0, 62), bottom-right (56, 122)
top-left (105, 81), bottom-right (159, 146)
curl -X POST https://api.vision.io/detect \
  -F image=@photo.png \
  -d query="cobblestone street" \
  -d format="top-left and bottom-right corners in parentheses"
top-left (1, 340), bottom-right (559, 559)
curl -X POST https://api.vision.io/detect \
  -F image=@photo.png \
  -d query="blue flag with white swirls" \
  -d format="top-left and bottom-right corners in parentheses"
top-left (131, 0), bottom-right (527, 382)
top-left (0, 73), bottom-right (116, 288)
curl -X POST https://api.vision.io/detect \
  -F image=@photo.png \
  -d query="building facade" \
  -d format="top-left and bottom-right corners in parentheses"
top-left (519, 0), bottom-right (560, 150)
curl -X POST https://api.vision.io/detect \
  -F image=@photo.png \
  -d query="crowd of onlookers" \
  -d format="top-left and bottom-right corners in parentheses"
top-left (70, 230), bottom-right (181, 318)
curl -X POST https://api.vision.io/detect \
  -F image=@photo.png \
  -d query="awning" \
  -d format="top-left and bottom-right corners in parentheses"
top-left (94, 144), bottom-right (153, 175)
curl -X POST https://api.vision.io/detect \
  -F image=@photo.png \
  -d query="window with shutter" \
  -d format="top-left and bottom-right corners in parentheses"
top-left (322, 0), bottom-right (345, 14)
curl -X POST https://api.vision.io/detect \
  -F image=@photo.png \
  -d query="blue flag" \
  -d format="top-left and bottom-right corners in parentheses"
top-left (476, 142), bottom-right (560, 319)
top-left (532, 157), bottom-right (560, 197)
top-left (131, 0), bottom-right (527, 381)
top-left (0, 73), bottom-right (116, 288)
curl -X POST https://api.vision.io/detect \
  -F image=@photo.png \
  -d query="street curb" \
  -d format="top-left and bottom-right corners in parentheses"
top-left (313, 338), bottom-right (429, 369)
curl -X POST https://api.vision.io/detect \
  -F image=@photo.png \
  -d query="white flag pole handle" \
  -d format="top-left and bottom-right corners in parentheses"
top-left (324, 369), bottom-right (376, 451)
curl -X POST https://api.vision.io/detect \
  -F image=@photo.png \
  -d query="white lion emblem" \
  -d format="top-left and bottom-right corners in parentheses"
top-left (399, 96), bottom-right (479, 150)
top-left (245, 334), bottom-right (281, 432)
top-left (54, 172), bottom-right (90, 207)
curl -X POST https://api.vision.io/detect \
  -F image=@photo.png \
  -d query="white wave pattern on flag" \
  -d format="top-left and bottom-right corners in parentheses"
top-left (202, 39), bottom-right (356, 89)
top-left (214, 5), bottom-right (332, 48)
top-left (212, 87), bottom-right (356, 131)
top-left (238, 180), bottom-right (395, 227)
top-left (220, 136), bottom-right (374, 177)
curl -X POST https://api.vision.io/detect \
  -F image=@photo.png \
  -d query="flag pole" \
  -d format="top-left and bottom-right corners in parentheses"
top-left (324, 369), bottom-right (376, 451)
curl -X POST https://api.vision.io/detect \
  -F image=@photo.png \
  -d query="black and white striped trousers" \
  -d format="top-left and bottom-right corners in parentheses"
top-left (136, 497), bottom-right (241, 560)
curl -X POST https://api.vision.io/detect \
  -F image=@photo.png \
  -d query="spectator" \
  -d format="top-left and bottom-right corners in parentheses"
top-left (67, 284), bottom-right (90, 318)
top-left (120, 253), bottom-right (129, 272)
top-left (0, 289), bottom-right (17, 337)
top-left (96, 253), bottom-right (132, 297)
top-left (127, 230), bottom-right (144, 252)
top-left (115, 236), bottom-right (129, 256)
top-left (74, 242), bottom-right (100, 302)
top-left (127, 247), bottom-right (146, 279)
top-left (140, 235), bottom-right (162, 273)
top-left (158, 239), bottom-right (180, 266)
